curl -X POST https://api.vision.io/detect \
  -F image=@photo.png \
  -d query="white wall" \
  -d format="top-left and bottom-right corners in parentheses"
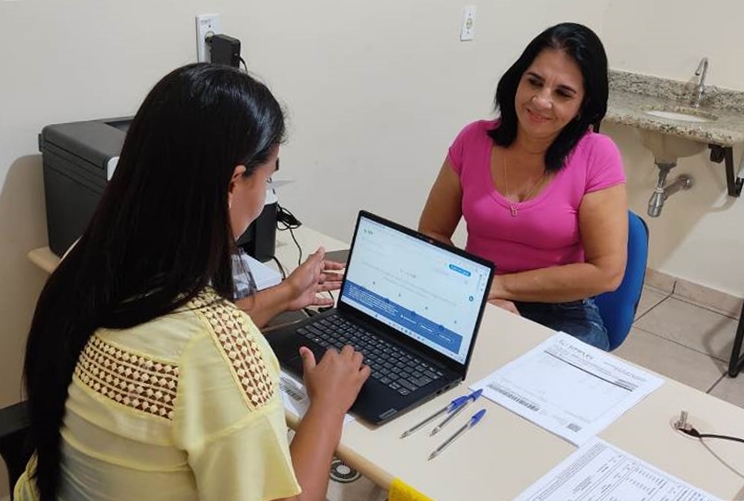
top-left (1, 0), bottom-right (743, 495)
top-left (253, 0), bottom-right (606, 238)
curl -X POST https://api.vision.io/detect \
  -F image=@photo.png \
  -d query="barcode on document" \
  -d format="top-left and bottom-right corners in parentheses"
top-left (489, 384), bottom-right (540, 412)
top-left (280, 382), bottom-right (304, 402)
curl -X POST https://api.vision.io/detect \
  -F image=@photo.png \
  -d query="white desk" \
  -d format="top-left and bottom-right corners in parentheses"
top-left (29, 227), bottom-right (744, 501)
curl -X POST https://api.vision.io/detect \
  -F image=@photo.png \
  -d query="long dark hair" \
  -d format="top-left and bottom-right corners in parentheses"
top-left (489, 22), bottom-right (608, 172)
top-left (23, 63), bottom-right (285, 499)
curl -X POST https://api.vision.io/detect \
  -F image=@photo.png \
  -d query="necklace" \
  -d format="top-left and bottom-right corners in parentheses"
top-left (502, 155), bottom-right (546, 217)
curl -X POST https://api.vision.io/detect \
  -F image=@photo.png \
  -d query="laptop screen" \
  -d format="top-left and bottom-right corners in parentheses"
top-left (339, 213), bottom-right (492, 365)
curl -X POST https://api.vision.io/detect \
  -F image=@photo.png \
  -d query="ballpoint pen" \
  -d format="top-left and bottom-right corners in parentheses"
top-left (428, 409), bottom-right (487, 461)
top-left (399, 395), bottom-right (470, 439)
top-left (430, 388), bottom-right (482, 436)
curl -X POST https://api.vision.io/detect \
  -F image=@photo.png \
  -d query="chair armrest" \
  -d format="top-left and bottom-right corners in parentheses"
top-left (0, 401), bottom-right (31, 498)
top-left (0, 401), bottom-right (29, 441)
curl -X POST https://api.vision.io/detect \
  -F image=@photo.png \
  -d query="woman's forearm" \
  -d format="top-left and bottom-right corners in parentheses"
top-left (419, 229), bottom-right (455, 248)
top-left (235, 282), bottom-right (295, 328)
top-left (288, 405), bottom-right (345, 501)
top-left (491, 260), bottom-right (624, 303)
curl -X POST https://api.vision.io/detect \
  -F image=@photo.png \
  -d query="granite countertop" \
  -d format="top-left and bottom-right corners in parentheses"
top-left (604, 70), bottom-right (744, 147)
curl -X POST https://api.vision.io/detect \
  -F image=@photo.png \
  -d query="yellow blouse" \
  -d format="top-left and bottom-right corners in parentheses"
top-left (15, 288), bottom-right (301, 501)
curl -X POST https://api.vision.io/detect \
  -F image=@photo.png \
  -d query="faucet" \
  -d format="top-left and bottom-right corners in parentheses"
top-left (691, 57), bottom-right (709, 108)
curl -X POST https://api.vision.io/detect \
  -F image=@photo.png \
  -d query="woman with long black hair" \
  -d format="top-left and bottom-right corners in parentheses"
top-left (17, 63), bottom-right (369, 501)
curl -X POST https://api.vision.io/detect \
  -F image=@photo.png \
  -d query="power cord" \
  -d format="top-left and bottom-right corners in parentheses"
top-left (276, 204), bottom-right (303, 266)
top-left (674, 410), bottom-right (744, 445)
top-left (271, 256), bottom-right (287, 281)
top-left (274, 204), bottom-right (336, 314)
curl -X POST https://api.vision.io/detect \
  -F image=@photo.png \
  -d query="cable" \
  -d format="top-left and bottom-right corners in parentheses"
top-left (273, 204), bottom-right (336, 315)
top-left (674, 412), bottom-right (744, 445)
top-left (275, 204), bottom-right (303, 266)
top-left (288, 227), bottom-right (302, 267)
top-left (679, 427), bottom-right (744, 445)
top-left (239, 57), bottom-right (248, 72)
top-left (271, 256), bottom-right (287, 281)
top-left (276, 204), bottom-right (302, 228)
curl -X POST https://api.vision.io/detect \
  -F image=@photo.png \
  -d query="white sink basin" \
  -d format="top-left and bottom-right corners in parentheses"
top-left (644, 108), bottom-right (717, 123)
top-left (638, 129), bottom-right (706, 164)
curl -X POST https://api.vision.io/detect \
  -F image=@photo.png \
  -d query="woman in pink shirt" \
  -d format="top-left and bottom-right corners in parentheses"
top-left (419, 23), bottom-right (627, 350)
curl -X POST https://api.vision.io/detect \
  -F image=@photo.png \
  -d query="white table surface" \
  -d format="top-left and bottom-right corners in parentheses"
top-left (29, 226), bottom-right (744, 501)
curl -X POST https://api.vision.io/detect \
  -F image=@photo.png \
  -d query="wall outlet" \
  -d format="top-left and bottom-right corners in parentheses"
top-left (195, 14), bottom-right (221, 62)
top-left (460, 6), bottom-right (476, 41)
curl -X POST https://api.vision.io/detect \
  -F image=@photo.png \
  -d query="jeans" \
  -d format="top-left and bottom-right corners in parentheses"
top-left (514, 298), bottom-right (610, 351)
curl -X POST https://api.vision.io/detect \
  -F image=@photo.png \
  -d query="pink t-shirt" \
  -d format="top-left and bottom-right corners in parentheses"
top-left (448, 120), bottom-right (626, 274)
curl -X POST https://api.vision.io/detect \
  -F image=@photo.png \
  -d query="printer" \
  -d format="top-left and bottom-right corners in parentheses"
top-left (39, 117), bottom-right (278, 261)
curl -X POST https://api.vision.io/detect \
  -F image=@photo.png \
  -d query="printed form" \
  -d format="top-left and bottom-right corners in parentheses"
top-left (470, 332), bottom-right (664, 445)
top-left (512, 438), bottom-right (722, 501)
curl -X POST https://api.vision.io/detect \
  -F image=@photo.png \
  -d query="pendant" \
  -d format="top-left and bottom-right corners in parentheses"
top-left (510, 205), bottom-right (518, 217)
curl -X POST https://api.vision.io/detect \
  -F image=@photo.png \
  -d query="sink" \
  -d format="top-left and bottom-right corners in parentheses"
top-left (638, 129), bottom-right (706, 164)
top-left (638, 106), bottom-right (716, 163)
top-left (644, 106), bottom-right (718, 123)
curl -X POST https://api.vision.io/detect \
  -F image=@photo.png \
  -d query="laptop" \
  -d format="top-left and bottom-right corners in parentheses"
top-left (268, 211), bottom-right (494, 424)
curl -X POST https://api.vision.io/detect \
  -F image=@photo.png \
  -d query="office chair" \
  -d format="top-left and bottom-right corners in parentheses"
top-left (0, 400), bottom-right (31, 499)
top-left (594, 211), bottom-right (650, 351)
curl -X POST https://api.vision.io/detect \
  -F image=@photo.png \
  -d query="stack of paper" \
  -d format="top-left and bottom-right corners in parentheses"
top-left (238, 252), bottom-right (283, 290)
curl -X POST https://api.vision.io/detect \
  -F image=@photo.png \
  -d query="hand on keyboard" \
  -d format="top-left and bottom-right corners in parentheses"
top-left (299, 344), bottom-right (370, 416)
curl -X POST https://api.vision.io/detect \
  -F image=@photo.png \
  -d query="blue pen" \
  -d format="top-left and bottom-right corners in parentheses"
top-left (399, 395), bottom-right (470, 439)
top-left (428, 409), bottom-right (487, 461)
top-left (430, 389), bottom-right (483, 436)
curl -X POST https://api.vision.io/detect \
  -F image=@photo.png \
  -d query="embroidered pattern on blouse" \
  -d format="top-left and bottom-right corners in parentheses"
top-left (75, 335), bottom-right (179, 420)
top-left (191, 290), bottom-right (275, 409)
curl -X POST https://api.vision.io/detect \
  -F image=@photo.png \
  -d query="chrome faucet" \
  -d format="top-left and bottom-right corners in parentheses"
top-left (692, 57), bottom-right (709, 108)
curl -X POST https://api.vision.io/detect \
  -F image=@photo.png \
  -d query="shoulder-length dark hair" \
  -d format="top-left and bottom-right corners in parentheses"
top-left (24, 63), bottom-right (285, 500)
top-left (489, 22), bottom-right (608, 172)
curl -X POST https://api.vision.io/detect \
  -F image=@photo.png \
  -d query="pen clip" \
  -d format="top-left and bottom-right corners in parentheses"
top-left (469, 409), bottom-right (487, 426)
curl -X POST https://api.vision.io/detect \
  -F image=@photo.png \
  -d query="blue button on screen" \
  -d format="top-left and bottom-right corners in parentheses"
top-left (448, 264), bottom-right (471, 277)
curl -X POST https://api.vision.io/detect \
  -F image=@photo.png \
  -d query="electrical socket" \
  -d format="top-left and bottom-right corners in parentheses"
top-left (460, 6), bottom-right (476, 42)
top-left (196, 14), bottom-right (221, 62)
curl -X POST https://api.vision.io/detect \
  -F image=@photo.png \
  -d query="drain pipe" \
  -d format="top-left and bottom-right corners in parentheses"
top-left (648, 161), bottom-right (694, 217)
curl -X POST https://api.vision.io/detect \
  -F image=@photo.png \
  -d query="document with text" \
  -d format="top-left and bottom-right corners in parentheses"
top-left (512, 438), bottom-right (722, 501)
top-left (470, 332), bottom-right (664, 445)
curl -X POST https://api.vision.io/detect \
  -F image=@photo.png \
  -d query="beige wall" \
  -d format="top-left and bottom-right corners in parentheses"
top-left (0, 1), bottom-right (229, 494)
top-left (0, 0), bottom-right (742, 495)
top-left (600, 0), bottom-right (744, 297)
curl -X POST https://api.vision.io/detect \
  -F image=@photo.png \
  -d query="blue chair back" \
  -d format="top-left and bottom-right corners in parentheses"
top-left (594, 211), bottom-right (649, 351)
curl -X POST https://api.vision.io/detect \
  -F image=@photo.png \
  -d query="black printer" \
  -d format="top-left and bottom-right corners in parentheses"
top-left (39, 117), bottom-right (277, 260)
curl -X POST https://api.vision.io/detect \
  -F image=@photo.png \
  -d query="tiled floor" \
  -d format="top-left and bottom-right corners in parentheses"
top-left (614, 285), bottom-right (744, 405)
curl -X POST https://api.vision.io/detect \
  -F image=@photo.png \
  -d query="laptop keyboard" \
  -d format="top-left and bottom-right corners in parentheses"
top-left (296, 314), bottom-right (444, 396)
